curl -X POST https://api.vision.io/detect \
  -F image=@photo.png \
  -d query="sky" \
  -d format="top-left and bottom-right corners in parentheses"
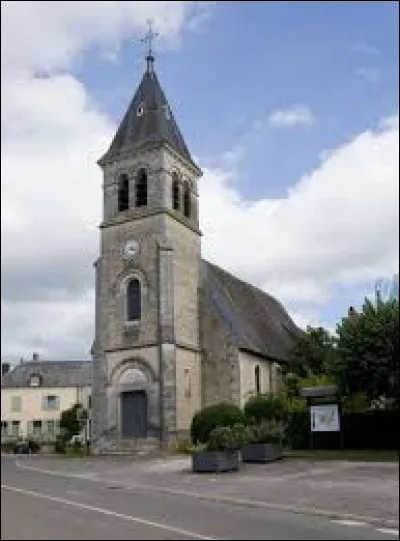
top-left (1, 1), bottom-right (399, 362)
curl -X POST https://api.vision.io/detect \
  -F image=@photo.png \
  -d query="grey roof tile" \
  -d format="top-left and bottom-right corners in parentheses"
top-left (201, 260), bottom-right (300, 361)
top-left (1, 360), bottom-right (92, 389)
top-left (99, 63), bottom-right (195, 166)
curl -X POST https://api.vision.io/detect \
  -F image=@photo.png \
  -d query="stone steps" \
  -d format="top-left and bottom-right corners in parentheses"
top-left (93, 436), bottom-right (161, 456)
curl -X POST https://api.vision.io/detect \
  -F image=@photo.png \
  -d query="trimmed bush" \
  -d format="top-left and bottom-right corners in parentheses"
top-left (244, 394), bottom-right (288, 424)
top-left (190, 403), bottom-right (246, 444)
top-left (247, 421), bottom-right (285, 444)
top-left (207, 426), bottom-right (238, 452)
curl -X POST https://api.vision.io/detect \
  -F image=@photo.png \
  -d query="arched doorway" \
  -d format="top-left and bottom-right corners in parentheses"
top-left (121, 390), bottom-right (148, 437)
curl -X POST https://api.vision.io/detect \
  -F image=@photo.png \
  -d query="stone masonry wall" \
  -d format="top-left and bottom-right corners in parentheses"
top-left (199, 290), bottom-right (241, 407)
top-left (175, 347), bottom-right (201, 431)
top-left (165, 216), bottom-right (201, 349)
top-left (238, 350), bottom-right (272, 408)
top-left (100, 214), bottom-right (163, 351)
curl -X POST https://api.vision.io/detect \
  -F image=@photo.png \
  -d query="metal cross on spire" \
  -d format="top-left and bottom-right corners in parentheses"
top-left (141, 19), bottom-right (158, 72)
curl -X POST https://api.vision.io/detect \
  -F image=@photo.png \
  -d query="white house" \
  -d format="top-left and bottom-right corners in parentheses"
top-left (1, 359), bottom-right (92, 441)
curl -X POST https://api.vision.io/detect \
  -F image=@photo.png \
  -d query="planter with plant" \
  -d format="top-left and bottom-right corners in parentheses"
top-left (241, 421), bottom-right (284, 463)
top-left (190, 403), bottom-right (246, 445)
top-left (191, 424), bottom-right (246, 473)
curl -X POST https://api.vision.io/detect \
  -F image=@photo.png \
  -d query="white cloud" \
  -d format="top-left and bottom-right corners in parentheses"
top-left (1, 1), bottom-right (209, 77)
top-left (1, 291), bottom-right (95, 360)
top-left (288, 310), bottom-right (336, 335)
top-left (268, 105), bottom-right (315, 128)
top-left (1, 0), bottom-right (215, 360)
top-left (200, 114), bottom-right (399, 305)
top-left (1, 2), bottom-right (398, 360)
top-left (351, 40), bottom-right (381, 57)
top-left (356, 66), bottom-right (380, 83)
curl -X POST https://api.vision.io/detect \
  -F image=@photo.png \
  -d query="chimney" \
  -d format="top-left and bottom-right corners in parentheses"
top-left (32, 352), bottom-right (39, 362)
top-left (1, 362), bottom-right (11, 378)
top-left (348, 306), bottom-right (358, 320)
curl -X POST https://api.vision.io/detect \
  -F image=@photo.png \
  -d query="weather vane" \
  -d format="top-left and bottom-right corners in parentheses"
top-left (141, 19), bottom-right (158, 70)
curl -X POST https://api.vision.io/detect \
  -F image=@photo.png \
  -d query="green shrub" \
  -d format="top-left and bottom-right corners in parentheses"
top-left (28, 439), bottom-right (41, 453)
top-left (60, 403), bottom-right (87, 442)
top-left (1, 441), bottom-right (17, 453)
top-left (190, 403), bottom-right (246, 444)
top-left (230, 423), bottom-right (249, 448)
top-left (72, 439), bottom-right (83, 450)
top-left (244, 394), bottom-right (288, 424)
top-left (207, 426), bottom-right (238, 452)
top-left (66, 442), bottom-right (85, 457)
top-left (285, 410), bottom-right (309, 449)
top-left (342, 392), bottom-right (370, 413)
top-left (285, 395), bottom-right (307, 413)
top-left (55, 436), bottom-right (67, 454)
top-left (246, 421), bottom-right (285, 444)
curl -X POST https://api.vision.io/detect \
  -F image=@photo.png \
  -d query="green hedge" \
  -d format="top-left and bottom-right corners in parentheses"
top-left (284, 409), bottom-right (399, 450)
top-left (1, 441), bottom-right (17, 453)
top-left (285, 411), bottom-right (309, 449)
top-left (190, 403), bottom-right (246, 444)
top-left (244, 394), bottom-right (289, 424)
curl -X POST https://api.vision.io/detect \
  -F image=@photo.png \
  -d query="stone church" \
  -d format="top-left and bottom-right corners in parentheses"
top-left (91, 50), bottom-right (299, 452)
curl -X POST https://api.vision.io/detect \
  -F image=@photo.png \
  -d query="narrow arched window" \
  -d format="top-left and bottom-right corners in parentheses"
top-left (172, 173), bottom-right (180, 211)
top-left (126, 278), bottom-right (141, 321)
top-left (255, 365), bottom-right (261, 395)
top-left (136, 169), bottom-right (147, 207)
top-left (183, 184), bottom-right (191, 218)
top-left (118, 174), bottom-right (129, 212)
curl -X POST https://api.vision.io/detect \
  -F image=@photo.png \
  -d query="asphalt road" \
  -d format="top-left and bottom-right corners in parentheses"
top-left (1, 456), bottom-right (398, 540)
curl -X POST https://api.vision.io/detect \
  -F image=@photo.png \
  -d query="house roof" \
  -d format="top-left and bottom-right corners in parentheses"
top-left (201, 260), bottom-right (300, 361)
top-left (98, 57), bottom-right (196, 167)
top-left (1, 360), bottom-right (92, 389)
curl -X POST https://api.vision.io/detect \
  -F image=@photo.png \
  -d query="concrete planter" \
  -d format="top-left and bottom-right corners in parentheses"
top-left (241, 442), bottom-right (282, 463)
top-left (192, 450), bottom-right (240, 473)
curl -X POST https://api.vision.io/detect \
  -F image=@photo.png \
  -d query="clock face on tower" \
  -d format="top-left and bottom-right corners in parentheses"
top-left (122, 239), bottom-right (139, 259)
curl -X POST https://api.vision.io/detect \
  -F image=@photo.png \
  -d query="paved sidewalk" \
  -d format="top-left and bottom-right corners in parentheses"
top-left (14, 455), bottom-right (399, 525)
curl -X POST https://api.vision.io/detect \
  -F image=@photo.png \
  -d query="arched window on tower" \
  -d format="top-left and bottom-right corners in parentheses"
top-left (255, 365), bottom-right (261, 395)
top-left (126, 278), bottom-right (141, 322)
top-left (183, 183), bottom-right (191, 218)
top-left (118, 174), bottom-right (129, 212)
top-left (172, 173), bottom-right (180, 211)
top-left (136, 168), bottom-right (148, 207)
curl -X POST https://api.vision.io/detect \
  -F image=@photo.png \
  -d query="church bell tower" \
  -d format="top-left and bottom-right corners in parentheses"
top-left (91, 31), bottom-right (202, 449)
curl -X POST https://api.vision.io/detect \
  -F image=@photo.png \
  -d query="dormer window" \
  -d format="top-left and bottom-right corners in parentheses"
top-left (163, 104), bottom-right (171, 119)
top-left (137, 102), bottom-right (145, 117)
top-left (29, 374), bottom-right (41, 387)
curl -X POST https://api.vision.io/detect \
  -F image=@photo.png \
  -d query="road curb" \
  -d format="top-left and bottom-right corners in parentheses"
top-left (15, 458), bottom-right (399, 529)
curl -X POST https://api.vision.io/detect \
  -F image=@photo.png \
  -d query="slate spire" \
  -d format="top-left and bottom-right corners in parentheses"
top-left (98, 31), bottom-right (195, 167)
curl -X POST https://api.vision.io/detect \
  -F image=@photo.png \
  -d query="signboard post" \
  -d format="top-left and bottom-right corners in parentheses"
top-left (300, 385), bottom-right (343, 450)
top-left (310, 404), bottom-right (340, 432)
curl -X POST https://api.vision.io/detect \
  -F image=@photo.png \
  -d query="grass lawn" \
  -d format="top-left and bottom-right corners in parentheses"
top-left (284, 449), bottom-right (399, 462)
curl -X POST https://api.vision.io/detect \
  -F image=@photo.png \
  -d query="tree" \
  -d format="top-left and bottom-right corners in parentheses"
top-left (59, 403), bottom-right (87, 442)
top-left (334, 297), bottom-right (399, 405)
top-left (287, 326), bottom-right (338, 379)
